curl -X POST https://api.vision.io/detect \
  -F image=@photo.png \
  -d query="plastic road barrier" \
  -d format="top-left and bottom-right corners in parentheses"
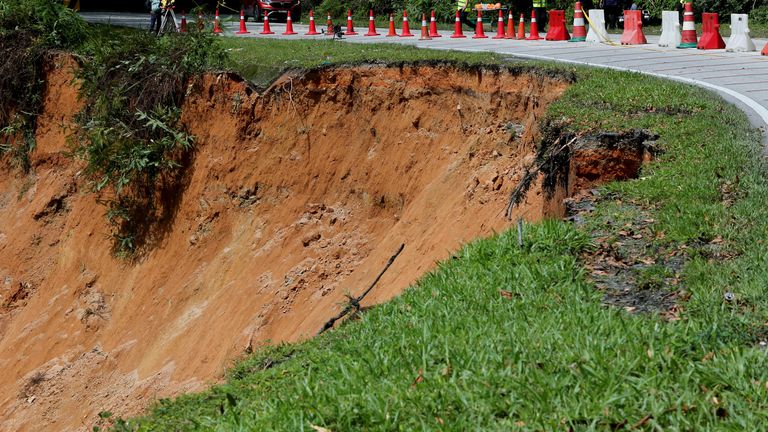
top-left (698, 12), bottom-right (725, 49)
top-left (585, 9), bottom-right (610, 43)
top-left (658, 11), bottom-right (681, 47)
top-left (620, 10), bottom-right (647, 45)
top-left (725, 14), bottom-right (756, 52)
top-left (545, 10), bottom-right (570, 41)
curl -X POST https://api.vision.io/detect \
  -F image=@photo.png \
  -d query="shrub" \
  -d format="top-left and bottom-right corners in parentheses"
top-left (73, 31), bottom-right (224, 257)
top-left (0, 0), bottom-right (88, 172)
top-left (751, 5), bottom-right (768, 23)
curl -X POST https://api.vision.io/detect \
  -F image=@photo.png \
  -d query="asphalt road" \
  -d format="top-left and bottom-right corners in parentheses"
top-left (81, 12), bottom-right (768, 136)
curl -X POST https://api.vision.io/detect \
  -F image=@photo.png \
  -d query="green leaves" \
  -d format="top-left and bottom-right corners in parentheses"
top-left (71, 30), bottom-right (220, 256)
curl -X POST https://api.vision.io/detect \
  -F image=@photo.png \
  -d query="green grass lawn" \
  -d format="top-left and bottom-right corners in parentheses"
top-left (107, 39), bottom-right (768, 431)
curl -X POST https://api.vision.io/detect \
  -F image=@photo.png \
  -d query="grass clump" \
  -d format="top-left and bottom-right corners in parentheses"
top-left (106, 40), bottom-right (768, 430)
top-left (0, 0), bottom-right (88, 171)
top-left (72, 30), bottom-right (224, 257)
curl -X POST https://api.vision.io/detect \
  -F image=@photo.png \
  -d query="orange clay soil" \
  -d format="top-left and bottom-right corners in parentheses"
top-left (0, 58), bottom-right (571, 431)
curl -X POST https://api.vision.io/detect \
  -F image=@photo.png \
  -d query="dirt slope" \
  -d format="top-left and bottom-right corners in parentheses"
top-left (0, 59), bottom-right (570, 430)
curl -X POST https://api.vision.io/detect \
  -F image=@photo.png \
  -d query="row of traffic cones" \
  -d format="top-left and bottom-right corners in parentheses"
top-left (203, 5), bottom-right (584, 41)
top-left (207, 4), bottom-right (768, 54)
top-left (216, 7), bottom-right (562, 40)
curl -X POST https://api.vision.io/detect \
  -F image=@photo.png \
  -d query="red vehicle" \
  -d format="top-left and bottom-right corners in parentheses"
top-left (244, 0), bottom-right (301, 22)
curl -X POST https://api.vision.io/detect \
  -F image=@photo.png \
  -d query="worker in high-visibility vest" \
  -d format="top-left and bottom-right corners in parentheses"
top-left (457, 0), bottom-right (476, 30)
top-left (532, 0), bottom-right (547, 30)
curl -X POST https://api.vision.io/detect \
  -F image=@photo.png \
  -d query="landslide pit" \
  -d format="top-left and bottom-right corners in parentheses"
top-left (0, 59), bottom-right (575, 430)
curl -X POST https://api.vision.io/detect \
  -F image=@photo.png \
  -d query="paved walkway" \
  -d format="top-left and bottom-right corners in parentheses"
top-left (82, 12), bottom-right (768, 133)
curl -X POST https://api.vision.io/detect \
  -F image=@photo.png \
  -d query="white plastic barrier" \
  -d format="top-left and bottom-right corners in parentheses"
top-left (658, 11), bottom-right (681, 47)
top-left (726, 14), bottom-right (756, 52)
top-left (586, 9), bottom-right (611, 43)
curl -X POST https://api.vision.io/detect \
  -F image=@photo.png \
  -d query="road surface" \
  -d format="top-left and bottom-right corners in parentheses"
top-left (81, 12), bottom-right (768, 136)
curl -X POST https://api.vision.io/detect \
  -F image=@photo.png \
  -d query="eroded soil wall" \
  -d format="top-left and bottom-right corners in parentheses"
top-left (0, 59), bottom-right (569, 430)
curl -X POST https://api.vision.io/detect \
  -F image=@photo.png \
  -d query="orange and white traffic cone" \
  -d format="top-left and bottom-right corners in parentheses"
top-left (344, 9), bottom-right (357, 35)
top-left (429, 10), bottom-right (442, 37)
top-left (473, 10), bottom-right (488, 38)
top-left (260, 11), bottom-right (274, 34)
top-left (678, 2), bottom-right (697, 48)
top-left (569, 2), bottom-right (587, 42)
top-left (236, 9), bottom-right (250, 34)
top-left (517, 14), bottom-right (525, 40)
top-left (451, 10), bottom-right (466, 38)
top-left (365, 10), bottom-right (380, 36)
top-left (213, 8), bottom-right (223, 34)
top-left (516, 13), bottom-right (525, 39)
top-left (283, 12), bottom-right (297, 34)
top-left (420, 13), bottom-right (432, 40)
top-left (326, 13), bottom-right (333, 36)
top-left (493, 9), bottom-right (505, 39)
top-left (763, 41), bottom-right (768, 55)
top-left (180, 10), bottom-right (188, 33)
top-left (525, 10), bottom-right (539, 40)
top-left (401, 10), bottom-right (414, 37)
top-left (306, 10), bottom-right (320, 35)
top-left (505, 10), bottom-right (515, 39)
top-left (387, 13), bottom-right (397, 36)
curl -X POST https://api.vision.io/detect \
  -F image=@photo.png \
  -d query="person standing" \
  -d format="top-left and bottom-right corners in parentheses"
top-left (532, 0), bottom-right (547, 30)
top-left (602, 0), bottom-right (621, 29)
top-left (149, 0), bottom-right (162, 34)
top-left (458, 0), bottom-right (476, 30)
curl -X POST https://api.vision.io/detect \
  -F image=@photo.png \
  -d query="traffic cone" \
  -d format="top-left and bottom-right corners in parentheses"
top-left (493, 10), bottom-right (505, 39)
top-left (569, 2), bottom-right (587, 42)
top-left (180, 10), bottom-right (187, 33)
top-left (420, 13), bottom-right (432, 40)
top-left (505, 10), bottom-right (515, 39)
top-left (365, 10), bottom-right (380, 36)
top-left (236, 9), bottom-right (250, 34)
top-left (473, 10), bottom-right (488, 38)
top-left (450, 10), bottom-right (466, 38)
top-left (429, 10), bottom-right (442, 37)
top-left (517, 13), bottom-right (525, 39)
top-left (525, 10), bottom-right (539, 40)
top-left (326, 13), bottom-right (333, 36)
top-left (283, 12), bottom-right (297, 34)
top-left (345, 9), bottom-right (357, 35)
top-left (213, 8), bottom-right (222, 34)
top-left (678, 2), bottom-right (697, 48)
top-left (401, 10), bottom-right (414, 37)
top-left (386, 13), bottom-right (397, 36)
top-left (306, 10), bottom-right (320, 35)
top-left (260, 11), bottom-right (274, 34)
